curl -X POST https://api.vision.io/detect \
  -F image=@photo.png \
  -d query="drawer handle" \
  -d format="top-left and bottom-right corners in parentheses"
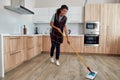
top-left (27, 47), bottom-right (34, 50)
top-left (9, 37), bottom-right (21, 39)
top-left (10, 51), bottom-right (21, 55)
top-left (27, 37), bottom-right (34, 38)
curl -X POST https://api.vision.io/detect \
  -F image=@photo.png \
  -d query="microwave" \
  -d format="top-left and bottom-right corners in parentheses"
top-left (84, 21), bottom-right (100, 34)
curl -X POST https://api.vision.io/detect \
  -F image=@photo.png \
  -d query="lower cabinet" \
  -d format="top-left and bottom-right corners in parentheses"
top-left (4, 53), bottom-right (10, 72)
top-left (61, 36), bottom-right (84, 53)
top-left (4, 36), bottom-right (42, 73)
top-left (43, 36), bottom-right (84, 53)
top-left (42, 36), bottom-right (51, 52)
top-left (27, 48), bottom-right (34, 60)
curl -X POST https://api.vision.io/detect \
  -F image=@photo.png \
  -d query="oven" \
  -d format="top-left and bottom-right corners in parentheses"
top-left (84, 34), bottom-right (99, 46)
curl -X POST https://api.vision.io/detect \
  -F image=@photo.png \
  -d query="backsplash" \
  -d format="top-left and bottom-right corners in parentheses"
top-left (34, 23), bottom-right (84, 35)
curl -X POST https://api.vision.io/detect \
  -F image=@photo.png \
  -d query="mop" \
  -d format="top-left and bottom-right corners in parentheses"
top-left (59, 31), bottom-right (98, 80)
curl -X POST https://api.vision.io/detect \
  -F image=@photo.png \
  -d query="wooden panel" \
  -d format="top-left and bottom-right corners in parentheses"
top-left (22, 37), bottom-right (27, 49)
top-left (99, 4), bottom-right (108, 54)
top-left (42, 36), bottom-right (51, 52)
top-left (4, 53), bottom-right (10, 72)
top-left (9, 51), bottom-right (22, 69)
top-left (21, 49), bottom-right (27, 62)
top-left (9, 37), bottom-right (22, 53)
top-left (38, 36), bottom-right (43, 51)
top-left (27, 37), bottom-right (35, 49)
top-left (85, 4), bottom-right (100, 21)
top-left (4, 37), bottom-right (10, 53)
top-left (61, 36), bottom-right (84, 53)
top-left (102, 4), bottom-right (119, 54)
top-left (27, 48), bottom-right (34, 60)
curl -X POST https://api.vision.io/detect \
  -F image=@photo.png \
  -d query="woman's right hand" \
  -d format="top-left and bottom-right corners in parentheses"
top-left (56, 28), bottom-right (62, 33)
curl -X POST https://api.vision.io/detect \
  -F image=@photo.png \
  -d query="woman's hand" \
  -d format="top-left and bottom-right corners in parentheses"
top-left (67, 40), bottom-right (70, 45)
top-left (56, 28), bottom-right (62, 33)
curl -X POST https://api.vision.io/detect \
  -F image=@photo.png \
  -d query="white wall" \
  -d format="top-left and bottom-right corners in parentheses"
top-left (0, 0), bottom-right (35, 35)
top-left (34, 0), bottom-right (119, 8)
top-left (34, 23), bottom-right (84, 35)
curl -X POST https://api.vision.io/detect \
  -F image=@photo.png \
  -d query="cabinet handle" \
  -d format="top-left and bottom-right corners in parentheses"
top-left (10, 51), bottom-right (21, 55)
top-left (27, 47), bottom-right (34, 50)
top-left (9, 37), bottom-right (21, 39)
top-left (27, 37), bottom-right (34, 38)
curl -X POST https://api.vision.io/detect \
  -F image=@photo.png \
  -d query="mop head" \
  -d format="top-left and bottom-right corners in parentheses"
top-left (86, 71), bottom-right (98, 80)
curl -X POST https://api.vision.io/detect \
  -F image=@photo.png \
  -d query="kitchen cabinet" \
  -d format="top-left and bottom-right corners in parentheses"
top-left (61, 36), bottom-right (84, 53)
top-left (42, 36), bottom-right (51, 52)
top-left (4, 37), bottom-right (23, 72)
top-left (101, 4), bottom-right (119, 54)
top-left (4, 36), bottom-right (42, 73)
top-left (21, 37), bottom-right (27, 62)
top-left (33, 8), bottom-right (50, 23)
top-left (33, 7), bottom-right (83, 23)
top-left (85, 4), bottom-right (100, 21)
top-left (9, 37), bottom-right (22, 53)
top-left (84, 4), bottom-right (102, 53)
top-left (4, 53), bottom-right (10, 72)
top-left (34, 36), bottom-right (42, 56)
top-left (26, 37), bottom-right (35, 60)
top-left (42, 36), bottom-right (84, 53)
top-left (85, 4), bottom-right (120, 54)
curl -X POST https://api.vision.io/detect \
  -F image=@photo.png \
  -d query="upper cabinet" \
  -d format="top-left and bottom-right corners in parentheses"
top-left (32, 7), bottom-right (84, 23)
top-left (85, 4), bottom-right (100, 21)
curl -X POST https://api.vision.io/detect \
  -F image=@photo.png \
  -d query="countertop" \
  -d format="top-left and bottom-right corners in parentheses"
top-left (0, 34), bottom-right (84, 37)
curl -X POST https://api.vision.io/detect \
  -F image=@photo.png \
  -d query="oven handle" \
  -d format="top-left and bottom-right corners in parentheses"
top-left (84, 34), bottom-right (99, 36)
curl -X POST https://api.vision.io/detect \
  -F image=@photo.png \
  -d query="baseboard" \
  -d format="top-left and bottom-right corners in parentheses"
top-left (42, 51), bottom-right (120, 56)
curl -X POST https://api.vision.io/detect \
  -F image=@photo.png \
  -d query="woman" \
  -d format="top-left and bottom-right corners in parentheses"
top-left (50, 5), bottom-right (70, 66)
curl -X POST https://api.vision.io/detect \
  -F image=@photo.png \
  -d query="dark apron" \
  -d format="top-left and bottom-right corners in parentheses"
top-left (50, 28), bottom-right (63, 43)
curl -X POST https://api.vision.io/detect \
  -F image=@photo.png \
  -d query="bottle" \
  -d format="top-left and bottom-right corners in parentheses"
top-left (35, 27), bottom-right (39, 34)
top-left (23, 25), bottom-right (27, 35)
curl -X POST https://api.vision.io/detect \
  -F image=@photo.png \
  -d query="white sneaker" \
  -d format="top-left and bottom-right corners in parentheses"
top-left (50, 57), bottom-right (54, 63)
top-left (56, 60), bottom-right (60, 66)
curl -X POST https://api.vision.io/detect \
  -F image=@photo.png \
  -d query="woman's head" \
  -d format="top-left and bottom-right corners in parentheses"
top-left (56, 5), bottom-right (68, 16)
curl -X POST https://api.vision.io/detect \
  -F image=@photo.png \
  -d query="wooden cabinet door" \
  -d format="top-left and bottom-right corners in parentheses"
top-left (4, 53), bottom-right (10, 72)
top-left (85, 4), bottom-right (100, 21)
top-left (26, 37), bottom-right (35, 60)
top-left (4, 37), bottom-right (10, 53)
top-left (27, 37), bottom-right (35, 49)
top-left (61, 36), bottom-right (84, 53)
top-left (42, 36), bottom-right (51, 52)
top-left (38, 36), bottom-right (42, 52)
top-left (27, 48), bottom-right (34, 60)
top-left (9, 37), bottom-right (22, 53)
top-left (100, 4), bottom-right (119, 54)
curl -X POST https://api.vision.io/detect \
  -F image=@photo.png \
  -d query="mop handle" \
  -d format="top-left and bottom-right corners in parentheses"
top-left (59, 31), bottom-right (92, 72)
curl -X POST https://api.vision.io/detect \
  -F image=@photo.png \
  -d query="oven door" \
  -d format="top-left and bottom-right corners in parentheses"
top-left (84, 34), bottom-right (99, 46)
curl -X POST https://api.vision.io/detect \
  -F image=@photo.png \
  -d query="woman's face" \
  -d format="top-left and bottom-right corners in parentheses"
top-left (60, 9), bottom-right (68, 16)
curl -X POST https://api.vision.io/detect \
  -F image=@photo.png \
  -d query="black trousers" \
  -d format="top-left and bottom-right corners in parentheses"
top-left (50, 41), bottom-right (60, 60)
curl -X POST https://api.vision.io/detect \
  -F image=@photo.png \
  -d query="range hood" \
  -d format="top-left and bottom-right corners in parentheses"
top-left (4, 0), bottom-right (34, 14)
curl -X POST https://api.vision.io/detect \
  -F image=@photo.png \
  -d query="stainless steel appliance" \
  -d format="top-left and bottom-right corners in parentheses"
top-left (84, 21), bottom-right (99, 35)
top-left (84, 21), bottom-right (100, 46)
top-left (84, 34), bottom-right (99, 46)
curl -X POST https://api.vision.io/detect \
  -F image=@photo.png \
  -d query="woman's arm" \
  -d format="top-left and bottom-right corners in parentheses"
top-left (50, 22), bottom-right (61, 32)
top-left (64, 26), bottom-right (70, 44)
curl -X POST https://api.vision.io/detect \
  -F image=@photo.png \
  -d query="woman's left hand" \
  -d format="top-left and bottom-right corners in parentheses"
top-left (67, 40), bottom-right (70, 45)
